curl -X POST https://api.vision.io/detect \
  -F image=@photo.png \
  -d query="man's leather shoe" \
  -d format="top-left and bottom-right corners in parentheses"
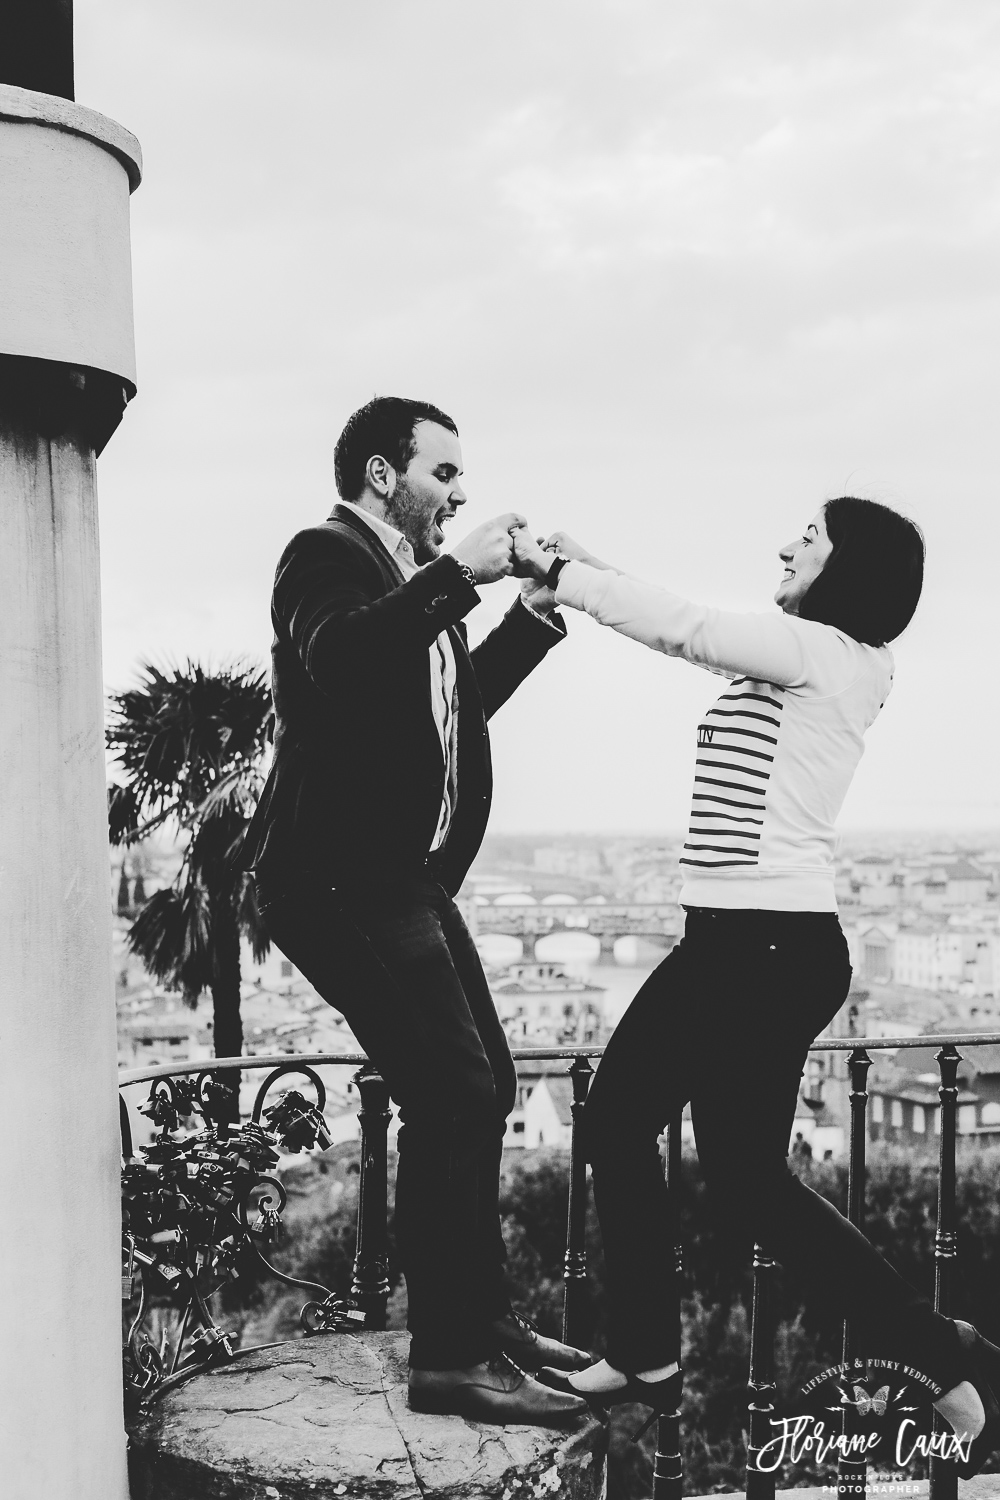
top-left (491, 1310), bottom-right (592, 1372)
top-left (408, 1353), bottom-right (591, 1426)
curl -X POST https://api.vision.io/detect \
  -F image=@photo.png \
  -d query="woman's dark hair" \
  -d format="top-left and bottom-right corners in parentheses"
top-left (334, 396), bottom-right (458, 501)
top-left (797, 496), bottom-right (925, 646)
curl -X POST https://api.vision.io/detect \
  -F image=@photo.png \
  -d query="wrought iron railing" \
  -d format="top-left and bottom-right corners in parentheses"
top-left (119, 1061), bottom-right (374, 1408)
top-left (119, 1032), bottom-right (1000, 1500)
top-left (118, 1046), bottom-right (604, 1412)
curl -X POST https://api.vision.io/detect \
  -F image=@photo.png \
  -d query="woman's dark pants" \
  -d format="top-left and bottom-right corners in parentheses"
top-left (586, 907), bottom-right (964, 1394)
top-left (259, 874), bottom-right (517, 1371)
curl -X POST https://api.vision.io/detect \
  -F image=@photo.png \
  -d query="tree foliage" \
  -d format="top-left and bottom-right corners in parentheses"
top-left (107, 661), bottom-right (273, 1064)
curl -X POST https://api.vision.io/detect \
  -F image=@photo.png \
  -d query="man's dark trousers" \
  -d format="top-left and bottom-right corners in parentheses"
top-left (260, 869), bottom-right (517, 1371)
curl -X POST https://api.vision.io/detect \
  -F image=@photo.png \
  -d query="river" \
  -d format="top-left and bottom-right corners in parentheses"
top-left (475, 929), bottom-right (666, 1029)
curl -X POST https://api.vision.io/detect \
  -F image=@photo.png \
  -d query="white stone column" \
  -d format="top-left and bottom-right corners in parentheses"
top-left (0, 86), bottom-right (140, 1500)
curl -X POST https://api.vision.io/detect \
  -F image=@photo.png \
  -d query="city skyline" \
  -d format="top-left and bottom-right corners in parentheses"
top-left (117, 823), bottom-right (1000, 1165)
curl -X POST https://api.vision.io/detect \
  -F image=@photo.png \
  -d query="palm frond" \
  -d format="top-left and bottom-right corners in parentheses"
top-left (189, 760), bottom-right (267, 829)
top-left (237, 876), bottom-right (272, 965)
top-left (108, 782), bottom-right (140, 846)
top-left (128, 878), bottom-right (213, 1005)
top-left (107, 660), bottom-right (272, 822)
top-left (108, 782), bottom-right (186, 848)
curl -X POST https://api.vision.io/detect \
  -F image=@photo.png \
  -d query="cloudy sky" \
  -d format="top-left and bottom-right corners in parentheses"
top-left (79, 0), bottom-right (1000, 834)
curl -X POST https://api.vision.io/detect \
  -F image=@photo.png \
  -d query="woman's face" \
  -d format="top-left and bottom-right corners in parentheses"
top-left (775, 507), bottom-right (834, 614)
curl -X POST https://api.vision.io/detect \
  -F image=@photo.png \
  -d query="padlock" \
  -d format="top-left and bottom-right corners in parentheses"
top-left (190, 1324), bottom-right (234, 1361)
top-left (300, 1294), bottom-right (368, 1334)
top-left (252, 1205), bottom-right (282, 1243)
top-left (150, 1228), bottom-right (182, 1246)
top-left (122, 1236), bottom-right (136, 1300)
top-left (185, 1207), bottom-right (217, 1244)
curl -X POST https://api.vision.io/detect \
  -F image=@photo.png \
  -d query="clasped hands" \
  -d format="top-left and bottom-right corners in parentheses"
top-left (450, 513), bottom-right (592, 612)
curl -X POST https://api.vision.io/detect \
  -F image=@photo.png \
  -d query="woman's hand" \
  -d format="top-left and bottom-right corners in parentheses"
top-left (542, 531), bottom-right (615, 571)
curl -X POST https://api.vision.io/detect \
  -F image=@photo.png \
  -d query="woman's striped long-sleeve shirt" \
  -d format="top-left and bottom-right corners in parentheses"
top-left (555, 559), bottom-right (894, 912)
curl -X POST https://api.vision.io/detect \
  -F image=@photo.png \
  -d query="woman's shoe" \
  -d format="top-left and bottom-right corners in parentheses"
top-left (535, 1365), bottom-right (611, 1420)
top-left (536, 1365), bottom-right (683, 1439)
top-left (950, 1321), bottom-right (1000, 1480)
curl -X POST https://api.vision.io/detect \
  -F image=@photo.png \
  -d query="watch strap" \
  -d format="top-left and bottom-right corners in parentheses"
top-left (544, 554), bottom-right (571, 590)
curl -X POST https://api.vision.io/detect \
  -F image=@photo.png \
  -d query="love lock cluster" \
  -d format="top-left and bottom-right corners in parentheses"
top-left (121, 1064), bottom-right (366, 1408)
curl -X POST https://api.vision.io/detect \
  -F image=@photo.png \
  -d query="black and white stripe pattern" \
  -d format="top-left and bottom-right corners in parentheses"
top-left (679, 678), bottom-right (784, 868)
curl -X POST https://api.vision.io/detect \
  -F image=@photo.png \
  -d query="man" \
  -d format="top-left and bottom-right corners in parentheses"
top-left (240, 397), bottom-right (589, 1425)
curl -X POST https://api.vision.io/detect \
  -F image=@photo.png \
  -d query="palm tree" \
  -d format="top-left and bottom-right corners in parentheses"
top-left (107, 662), bottom-right (273, 1086)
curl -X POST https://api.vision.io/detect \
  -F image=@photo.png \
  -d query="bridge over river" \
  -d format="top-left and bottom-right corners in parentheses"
top-left (471, 899), bottom-right (683, 955)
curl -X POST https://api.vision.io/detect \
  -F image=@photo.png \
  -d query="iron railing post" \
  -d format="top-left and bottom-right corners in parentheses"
top-left (351, 1065), bottom-right (391, 1328)
top-left (746, 1242), bottom-right (777, 1500)
top-left (929, 1045), bottom-right (961, 1500)
top-left (837, 1046), bottom-right (872, 1498)
top-left (562, 1055), bottom-right (594, 1347)
top-left (652, 1106), bottom-right (684, 1500)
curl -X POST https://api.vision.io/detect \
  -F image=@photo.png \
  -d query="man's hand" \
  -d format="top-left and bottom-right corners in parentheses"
top-left (510, 526), bottom-right (552, 582)
top-left (511, 528), bottom-right (559, 614)
top-left (451, 513), bottom-right (526, 584)
top-left (519, 574), bottom-right (558, 616)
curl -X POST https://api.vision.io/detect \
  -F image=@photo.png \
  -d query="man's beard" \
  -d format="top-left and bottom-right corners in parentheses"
top-left (385, 476), bottom-right (439, 564)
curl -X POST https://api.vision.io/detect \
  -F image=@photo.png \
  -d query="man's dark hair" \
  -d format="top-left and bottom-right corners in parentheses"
top-left (798, 496), bottom-right (925, 647)
top-left (333, 396), bottom-right (458, 501)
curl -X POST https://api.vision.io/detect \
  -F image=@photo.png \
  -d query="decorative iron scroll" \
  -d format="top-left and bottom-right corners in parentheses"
top-left (121, 1064), bottom-right (365, 1412)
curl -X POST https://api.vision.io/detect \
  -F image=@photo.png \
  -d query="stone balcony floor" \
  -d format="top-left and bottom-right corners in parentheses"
top-left (124, 1330), bottom-right (1000, 1500)
top-left (126, 1330), bottom-right (607, 1500)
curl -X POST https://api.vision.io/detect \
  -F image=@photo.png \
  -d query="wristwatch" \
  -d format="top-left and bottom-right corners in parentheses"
top-left (544, 553), bottom-right (571, 590)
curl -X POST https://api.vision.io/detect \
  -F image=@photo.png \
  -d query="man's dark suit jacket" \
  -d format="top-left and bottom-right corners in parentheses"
top-left (240, 504), bottom-right (566, 898)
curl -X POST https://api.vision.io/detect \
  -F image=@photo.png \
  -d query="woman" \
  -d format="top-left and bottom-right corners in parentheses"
top-left (513, 498), bottom-right (999, 1477)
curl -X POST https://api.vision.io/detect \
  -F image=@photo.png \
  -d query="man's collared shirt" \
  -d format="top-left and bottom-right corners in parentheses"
top-left (338, 501), bottom-right (458, 851)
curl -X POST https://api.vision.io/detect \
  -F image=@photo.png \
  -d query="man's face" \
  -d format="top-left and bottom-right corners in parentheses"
top-left (385, 421), bottom-right (467, 564)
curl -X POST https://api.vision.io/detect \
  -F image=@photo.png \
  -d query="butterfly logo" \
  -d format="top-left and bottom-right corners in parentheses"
top-left (842, 1384), bottom-right (890, 1416)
